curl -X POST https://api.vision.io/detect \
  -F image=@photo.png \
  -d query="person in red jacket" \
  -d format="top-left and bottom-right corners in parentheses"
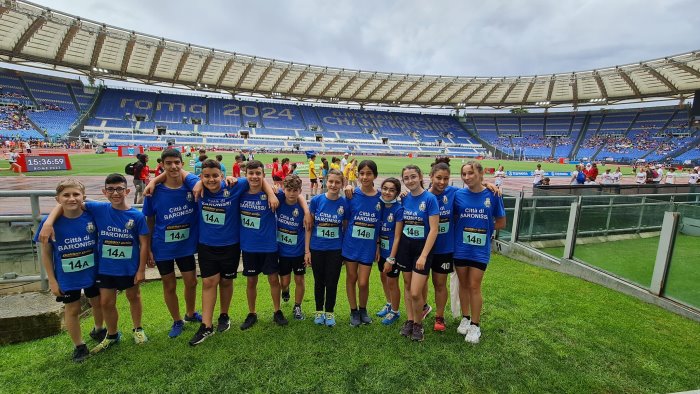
top-left (232, 154), bottom-right (243, 178)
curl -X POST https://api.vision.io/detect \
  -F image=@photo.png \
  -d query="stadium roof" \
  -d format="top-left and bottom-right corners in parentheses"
top-left (1, 0), bottom-right (700, 109)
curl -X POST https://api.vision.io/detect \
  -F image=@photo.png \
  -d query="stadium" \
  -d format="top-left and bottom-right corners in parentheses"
top-left (0, 0), bottom-right (699, 392)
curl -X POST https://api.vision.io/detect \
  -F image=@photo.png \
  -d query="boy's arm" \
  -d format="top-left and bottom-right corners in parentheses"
top-left (297, 194), bottom-right (313, 230)
top-left (38, 204), bottom-right (64, 243)
top-left (135, 234), bottom-right (150, 285)
top-left (261, 180), bottom-right (279, 212)
top-left (143, 172), bottom-right (167, 197)
top-left (145, 216), bottom-right (156, 268)
top-left (40, 242), bottom-right (61, 296)
top-left (304, 225), bottom-right (312, 267)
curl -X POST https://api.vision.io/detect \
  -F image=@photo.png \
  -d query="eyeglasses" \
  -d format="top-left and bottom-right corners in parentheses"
top-left (105, 187), bottom-right (126, 194)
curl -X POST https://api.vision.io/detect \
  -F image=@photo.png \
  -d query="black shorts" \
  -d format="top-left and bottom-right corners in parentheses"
top-left (431, 253), bottom-right (454, 274)
top-left (242, 251), bottom-right (279, 276)
top-left (310, 178), bottom-right (318, 184)
top-left (454, 258), bottom-right (488, 272)
top-left (272, 175), bottom-right (282, 182)
top-left (198, 243), bottom-right (240, 279)
top-left (377, 256), bottom-right (400, 278)
top-left (156, 255), bottom-right (196, 276)
top-left (56, 285), bottom-right (100, 304)
top-left (95, 274), bottom-right (135, 291)
top-left (396, 234), bottom-right (433, 276)
top-left (279, 255), bottom-right (306, 276)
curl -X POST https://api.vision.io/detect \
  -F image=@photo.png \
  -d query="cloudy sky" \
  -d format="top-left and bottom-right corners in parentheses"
top-left (38, 0), bottom-right (700, 77)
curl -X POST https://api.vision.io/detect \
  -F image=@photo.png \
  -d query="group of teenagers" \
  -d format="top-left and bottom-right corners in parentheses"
top-left (35, 148), bottom-right (505, 363)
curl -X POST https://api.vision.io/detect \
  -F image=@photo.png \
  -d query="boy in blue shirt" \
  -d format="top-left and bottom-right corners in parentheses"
top-left (239, 160), bottom-right (286, 330)
top-left (142, 148), bottom-right (202, 339)
top-left (40, 174), bottom-right (150, 354)
top-left (34, 179), bottom-right (104, 362)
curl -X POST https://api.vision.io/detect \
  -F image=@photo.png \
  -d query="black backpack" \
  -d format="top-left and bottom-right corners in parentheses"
top-left (125, 161), bottom-right (138, 176)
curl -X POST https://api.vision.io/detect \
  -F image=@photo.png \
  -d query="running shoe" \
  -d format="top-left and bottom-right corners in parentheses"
top-left (240, 313), bottom-right (258, 330)
top-left (273, 310), bottom-right (289, 326)
top-left (465, 324), bottom-right (481, 344)
top-left (133, 328), bottom-right (148, 344)
top-left (89, 327), bottom-right (107, 342)
top-left (168, 320), bottom-right (185, 338)
top-left (325, 312), bottom-right (336, 327)
top-left (90, 332), bottom-right (121, 355)
top-left (434, 316), bottom-right (446, 332)
top-left (217, 314), bottom-right (231, 333)
top-left (281, 289), bottom-right (290, 303)
top-left (349, 310), bottom-right (361, 327)
top-left (184, 312), bottom-right (203, 323)
top-left (72, 344), bottom-right (89, 363)
top-left (457, 317), bottom-right (471, 335)
top-left (189, 324), bottom-right (214, 346)
top-left (293, 305), bottom-right (305, 320)
top-left (400, 320), bottom-right (414, 337)
top-left (359, 309), bottom-right (372, 325)
top-left (381, 311), bottom-right (400, 325)
top-left (314, 311), bottom-right (325, 325)
top-left (411, 322), bottom-right (425, 342)
top-left (376, 303), bottom-right (391, 317)
top-left (421, 304), bottom-right (433, 320)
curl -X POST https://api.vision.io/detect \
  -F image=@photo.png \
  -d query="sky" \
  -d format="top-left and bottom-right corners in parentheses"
top-left (36, 0), bottom-right (700, 78)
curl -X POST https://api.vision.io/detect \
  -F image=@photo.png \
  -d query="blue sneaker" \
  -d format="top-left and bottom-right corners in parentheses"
top-left (313, 311), bottom-right (325, 325)
top-left (168, 320), bottom-right (185, 338)
top-left (325, 312), bottom-right (336, 327)
top-left (376, 303), bottom-right (391, 317)
top-left (382, 310), bottom-right (401, 325)
top-left (184, 312), bottom-right (203, 323)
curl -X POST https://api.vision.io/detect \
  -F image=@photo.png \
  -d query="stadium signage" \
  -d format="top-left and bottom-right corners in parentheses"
top-left (506, 171), bottom-right (572, 177)
top-left (20, 153), bottom-right (72, 172)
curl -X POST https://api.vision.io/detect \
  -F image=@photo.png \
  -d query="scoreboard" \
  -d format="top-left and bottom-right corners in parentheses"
top-left (17, 153), bottom-right (72, 172)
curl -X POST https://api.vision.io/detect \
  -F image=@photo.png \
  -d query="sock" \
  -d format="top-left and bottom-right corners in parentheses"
top-left (391, 309), bottom-right (399, 314)
top-left (359, 307), bottom-right (367, 312)
top-left (76, 343), bottom-right (87, 349)
top-left (133, 326), bottom-right (142, 331)
top-left (220, 313), bottom-right (229, 318)
top-left (470, 321), bottom-right (480, 327)
top-left (424, 303), bottom-right (429, 309)
top-left (106, 333), bottom-right (119, 340)
top-left (351, 308), bottom-right (358, 313)
top-left (464, 315), bottom-right (471, 321)
top-left (294, 303), bottom-right (301, 308)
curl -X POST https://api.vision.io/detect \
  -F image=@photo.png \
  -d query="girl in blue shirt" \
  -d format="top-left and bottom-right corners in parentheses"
top-left (342, 160), bottom-right (382, 327)
top-left (396, 164), bottom-right (439, 342)
top-left (305, 169), bottom-right (348, 327)
top-left (375, 177), bottom-right (403, 325)
top-left (453, 161), bottom-right (506, 344)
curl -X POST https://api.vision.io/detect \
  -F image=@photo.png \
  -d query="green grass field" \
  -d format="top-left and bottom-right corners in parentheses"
top-left (0, 151), bottom-right (589, 177)
top-left (1, 255), bottom-right (699, 393)
top-left (540, 234), bottom-right (700, 308)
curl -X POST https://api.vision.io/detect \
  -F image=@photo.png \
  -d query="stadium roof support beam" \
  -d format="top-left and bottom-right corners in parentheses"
top-left (426, 80), bottom-right (456, 104)
top-left (319, 71), bottom-right (343, 97)
top-left (303, 69), bottom-right (327, 96)
top-left (593, 72), bottom-right (609, 99)
top-left (289, 66), bottom-right (310, 94)
top-left (480, 82), bottom-right (501, 105)
top-left (349, 73), bottom-right (376, 100)
top-left (412, 78), bottom-right (439, 103)
top-left (446, 80), bottom-right (477, 104)
top-left (644, 65), bottom-right (679, 94)
top-left (172, 49), bottom-right (190, 82)
top-left (119, 33), bottom-right (136, 75)
top-left (252, 61), bottom-right (274, 92)
top-left (545, 76), bottom-right (555, 103)
top-left (270, 65), bottom-right (292, 93)
top-left (498, 79), bottom-right (518, 105)
top-left (12, 15), bottom-right (45, 57)
top-left (462, 81), bottom-right (489, 104)
top-left (365, 75), bottom-right (392, 101)
top-left (334, 71), bottom-right (360, 98)
top-left (195, 51), bottom-right (214, 85)
top-left (522, 80), bottom-right (536, 103)
top-left (147, 39), bottom-right (166, 81)
top-left (570, 74), bottom-right (578, 105)
top-left (380, 77), bottom-right (409, 102)
top-left (89, 26), bottom-right (107, 68)
top-left (616, 68), bottom-right (641, 96)
top-left (668, 59), bottom-right (700, 79)
top-left (55, 20), bottom-right (80, 63)
top-left (215, 58), bottom-right (235, 90)
top-left (395, 78), bottom-right (423, 103)
top-left (235, 58), bottom-right (255, 90)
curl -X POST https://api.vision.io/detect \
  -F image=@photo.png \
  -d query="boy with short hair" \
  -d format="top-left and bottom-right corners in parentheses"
top-left (142, 148), bottom-right (202, 339)
top-left (34, 179), bottom-right (105, 362)
top-left (239, 160), bottom-right (286, 329)
top-left (40, 174), bottom-right (150, 354)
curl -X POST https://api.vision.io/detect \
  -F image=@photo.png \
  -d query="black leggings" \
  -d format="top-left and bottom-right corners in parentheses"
top-left (310, 249), bottom-right (343, 313)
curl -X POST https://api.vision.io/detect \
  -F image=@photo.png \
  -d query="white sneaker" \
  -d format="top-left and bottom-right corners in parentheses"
top-left (457, 317), bottom-right (471, 335)
top-left (465, 324), bottom-right (481, 344)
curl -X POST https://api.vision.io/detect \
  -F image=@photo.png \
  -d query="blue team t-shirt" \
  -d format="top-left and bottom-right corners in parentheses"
top-left (401, 190), bottom-right (439, 240)
top-left (452, 188), bottom-right (506, 264)
top-left (34, 212), bottom-right (98, 291)
top-left (198, 178), bottom-right (249, 246)
top-left (309, 193), bottom-right (348, 251)
top-left (432, 186), bottom-right (458, 254)
top-left (85, 201), bottom-right (149, 276)
top-left (378, 202), bottom-right (404, 259)
top-left (239, 190), bottom-right (277, 253)
top-left (142, 174), bottom-right (199, 261)
top-left (342, 188), bottom-right (383, 264)
top-left (275, 191), bottom-right (305, 257)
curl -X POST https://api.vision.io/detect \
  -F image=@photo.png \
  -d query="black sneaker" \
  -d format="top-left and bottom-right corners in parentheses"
top-left (189, 324), bottom-right (214, 346)
top-left (292, 304), bottom-right (305, 320)
top-left (281, 288), bottom-right (290, 303)
top-left (359, 309), bottom-right (372, 325)
top-left (273, 310), bottom-right (289, 326)
top-left (411, 322), bottom-right (425, 342)
top-left (240, 313), bottom-right (258, 330)
top-left (217, 314), bottom-right (231, 333)
top-left (72, 344), bottom-right (89, 363)
top-left (349, 310), bottom-right (361, 327)
top-left (89, 327), bottom-right (107, 342)
top-left (400, 320), bottom-right (414, 337)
